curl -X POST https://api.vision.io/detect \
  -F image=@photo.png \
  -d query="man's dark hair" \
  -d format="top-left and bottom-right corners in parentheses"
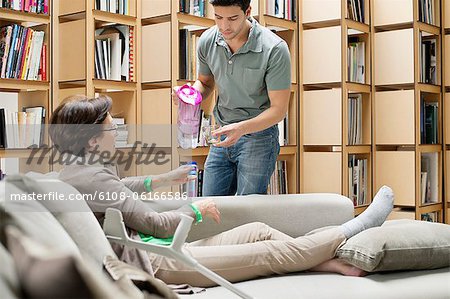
top-left (209, 0), bottom-right (251, 12)
top-left (49, 94), bottom-right (113, 156)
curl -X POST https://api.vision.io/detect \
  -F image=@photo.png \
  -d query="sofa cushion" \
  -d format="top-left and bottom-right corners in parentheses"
top-left (24, 173), bottom-right (118, 270)
top-left (0, 243), bottom-right (21, 299)
top-left (336, 219), bottom-right (450, 272)
top-left (5, 225), bottom-right (130, 299)
top-left (1, 178), bottom-right (80, 256)
top-left (146, 193), bottom-right (354, 241)
top-left (53, 209), bottom-right (118, 270)
top-left (103, 255), bottom-right (178, 299)
top-left (178, 268), bottom-right (450, 299)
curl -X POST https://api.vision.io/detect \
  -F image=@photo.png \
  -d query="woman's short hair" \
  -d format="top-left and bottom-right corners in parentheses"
top-left (49, 94), bottom-right (112, 156)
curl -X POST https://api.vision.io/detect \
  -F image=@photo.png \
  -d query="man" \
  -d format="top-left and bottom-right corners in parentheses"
top-left (173, 0), bottom-right (291, 196)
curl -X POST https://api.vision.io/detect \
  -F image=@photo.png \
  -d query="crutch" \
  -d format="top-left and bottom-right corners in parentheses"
top-left (103, 208), bottom-right (254, 299)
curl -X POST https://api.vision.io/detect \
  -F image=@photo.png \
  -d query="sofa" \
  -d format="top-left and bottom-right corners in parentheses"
top-left (1, 174), bottom-right (449, 299)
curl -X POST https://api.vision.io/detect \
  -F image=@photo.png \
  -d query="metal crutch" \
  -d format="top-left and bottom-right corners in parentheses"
top-left (103, 208), bottom-right (254, 299)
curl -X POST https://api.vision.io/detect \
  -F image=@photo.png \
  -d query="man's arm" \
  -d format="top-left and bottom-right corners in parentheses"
top-left (194, 73), bottom-right (215, 101)
top-left (172, 33), bottom-right (215, 104)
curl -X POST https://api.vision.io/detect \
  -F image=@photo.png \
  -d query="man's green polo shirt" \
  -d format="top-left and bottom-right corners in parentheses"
top-left (197, 17), bottom-right (291, 125)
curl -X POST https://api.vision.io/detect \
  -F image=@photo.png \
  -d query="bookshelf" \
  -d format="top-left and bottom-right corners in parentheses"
top-left (0, 1), bottom-right (51, 175)
top-left (1, 0), bottom-right (446, 221)
top-left (301, 0), bottom-right (372, 212)
top-left (373, 0), bottom-right (444, 222)
top-left (444, 0), bottom-right (450, 224)
top-left (141, 0), bottom-right (299, 194)
top-left (55, 0), bottom-right (139, 177)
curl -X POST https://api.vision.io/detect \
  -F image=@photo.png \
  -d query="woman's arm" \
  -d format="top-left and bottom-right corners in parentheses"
top-left (92, 168), bottom-right (220, 238)
top-left (92, 168), bottom-right (195, 238)
top-left (120, 165), bottom-right (194, 192)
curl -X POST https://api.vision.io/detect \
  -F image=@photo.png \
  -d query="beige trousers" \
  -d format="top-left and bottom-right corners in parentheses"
top-left (150, 222), bottom-right (346, 287)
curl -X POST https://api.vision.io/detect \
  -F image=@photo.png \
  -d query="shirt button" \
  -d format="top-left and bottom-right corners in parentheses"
top-left (228, 60), bottom-right (233, 64)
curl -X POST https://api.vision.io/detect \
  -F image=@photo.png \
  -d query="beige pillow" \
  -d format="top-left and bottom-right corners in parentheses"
top-left (5, 226), bottom-right (129, 299)
top-left (337, 219), bottom-right (450, 272)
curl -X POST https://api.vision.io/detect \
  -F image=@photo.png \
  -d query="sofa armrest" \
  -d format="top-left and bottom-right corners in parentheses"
top-left (143, 193), bottom-right (354, 242)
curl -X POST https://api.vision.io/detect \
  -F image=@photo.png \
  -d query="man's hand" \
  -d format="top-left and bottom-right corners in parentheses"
top-left (192, 199), bottom-right (221, 223)
top-left (172, 83), bottom-right (191, 106)
top-left (212, 122), bottom-right (247, 148)
top-left (171, 86), bottom-right (180, 106)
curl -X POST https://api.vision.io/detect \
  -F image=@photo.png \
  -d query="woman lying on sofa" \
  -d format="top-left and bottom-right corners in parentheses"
top-left (49, 95), bottom-right (395, 287)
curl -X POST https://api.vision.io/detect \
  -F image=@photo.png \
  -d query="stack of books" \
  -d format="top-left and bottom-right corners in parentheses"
top-left (112, 118), bottom-right (129, 148)
top-left (0, 0), bottom-right (49, 14)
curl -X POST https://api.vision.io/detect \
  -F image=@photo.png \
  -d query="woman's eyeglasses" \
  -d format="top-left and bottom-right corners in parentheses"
top-left (101, 123), bottom-right (119, 132)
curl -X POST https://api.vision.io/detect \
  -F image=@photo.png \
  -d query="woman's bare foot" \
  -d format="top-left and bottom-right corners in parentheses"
top-left (310, 258), bottom-right (368, 277)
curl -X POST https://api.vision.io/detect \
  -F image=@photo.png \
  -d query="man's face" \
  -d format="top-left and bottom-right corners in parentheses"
top-left (213, 5), bottom-right (251, 41)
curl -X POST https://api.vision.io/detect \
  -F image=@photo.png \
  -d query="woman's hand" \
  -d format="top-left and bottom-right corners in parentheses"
top-left (151, 165), bottom-right (196, 189)
top-left (192, 199), bottom-right (221, 223)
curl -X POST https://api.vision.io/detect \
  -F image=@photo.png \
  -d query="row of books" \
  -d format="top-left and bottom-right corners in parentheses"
top-left (348, 155), bottom-right (368, 207)
top-left (347, 0), bottom-right (364, 23)
top-left (267, 160), bottom-right (288, 195)
top-left (348, 94), bottom-right (363, 145)
top-left (421, 212), bottom-right (438, 222)
top-left (347, 39), bottom-right (365, 84)
top-left (421, 153), bottom-right (438, 204)
top-left (0, 106), bottom-right (45, 149)
top-left (420, 99), bottom-right (438, 145)
top-left (180, 164), bottom-right (204, 197)
top-left (420, 37), bottom-right (437, 85)
top-left (0, 24), bottom-right (46, 80)
top-left (179, 29), bottom-right (199, 81)
top-left (266, 0), bottom-right (296, 21)
top-left (0, 0), bottom-right (48, 14)
top-left (95, 0), bottom-right (129, 15)
top-left (94, 25), bottom-right (134, 81)
top-left (419, 0), bottom-right (435, 25)
top-left (179, 0), bottom-right (207, 17)
top-left (197, 110), bottom-right (211, 147)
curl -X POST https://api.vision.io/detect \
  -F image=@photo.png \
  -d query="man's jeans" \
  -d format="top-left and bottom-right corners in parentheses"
top-left (202, 125), bottom-right (280, 196)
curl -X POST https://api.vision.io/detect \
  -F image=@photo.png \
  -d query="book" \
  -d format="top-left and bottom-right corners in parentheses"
top-left (0, 25), bottom-right (13, 78)
top-left (421, 171), bottom-right (428, 204)
top-left (23, 106), bottom-right (45, 147)
top-left (95, 32), bottom-right (121, 80)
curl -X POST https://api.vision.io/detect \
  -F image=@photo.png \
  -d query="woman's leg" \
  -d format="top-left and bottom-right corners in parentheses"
top-left (152, 186), bottom-right (393, 287)
top-left (188, 222), bottom-right (293, 247)
top-left (153, 227), bottom-right (346, 287)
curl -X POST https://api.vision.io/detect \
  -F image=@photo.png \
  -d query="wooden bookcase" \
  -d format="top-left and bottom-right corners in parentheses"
top-left (2, 0), bottom-right (447, 221)
top-left (141, 0), bottom-right (299, 194)
top-left (301, 0), bottom-right (373, 214)
top-left (444, 0), bottom-right (450, 224)
top-left (373, 0), bottom-right (444, 221)
top-left (54, 0), bottom-right (140, 177)
top-left (0, 3), bottom-right (52, 175)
